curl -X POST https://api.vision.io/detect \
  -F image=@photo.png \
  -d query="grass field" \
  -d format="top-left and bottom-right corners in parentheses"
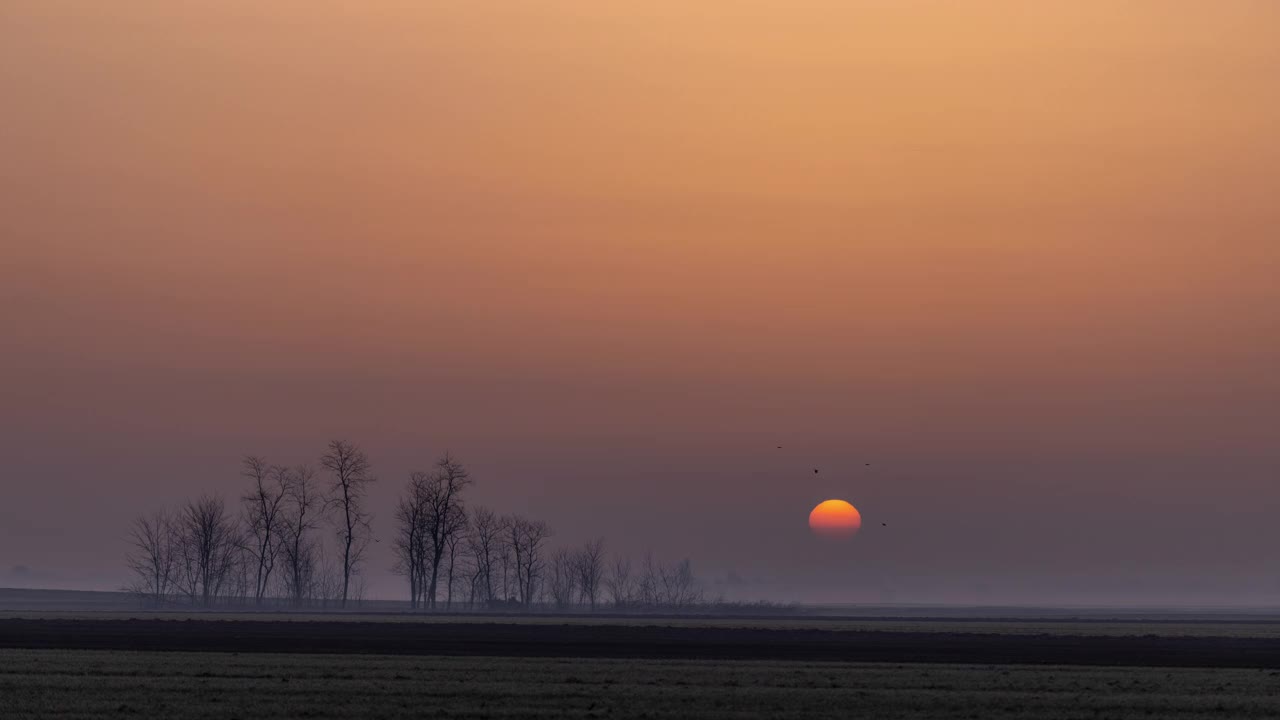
top-left (7, 617), bottom-right (1280, 668)
top-left (5, 649), bottom-right (1280, 720)
top-left (5, 601), bottom-right (1280, 718)
top-left (7, 611), bottom-right (1280, 639)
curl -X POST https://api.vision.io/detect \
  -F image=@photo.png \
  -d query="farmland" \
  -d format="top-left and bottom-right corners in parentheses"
top-left (4, 607), bottom-right (1280, 718)
top-left (6, 611), bottom-right (1280, 638)
top-left (4, 616), bottom-right (1280, 667)
top-left (5, 648), bottom-right (1280, 720)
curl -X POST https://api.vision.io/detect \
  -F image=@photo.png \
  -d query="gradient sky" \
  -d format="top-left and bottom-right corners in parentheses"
top-left (3, 1), bottom-right (1279, 605)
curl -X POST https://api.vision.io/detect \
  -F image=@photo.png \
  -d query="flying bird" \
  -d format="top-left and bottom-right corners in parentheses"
top-left (813, 468), bottom-right (819, 474)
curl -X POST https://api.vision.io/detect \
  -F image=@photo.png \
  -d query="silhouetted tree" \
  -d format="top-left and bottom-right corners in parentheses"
top-left (548, 548), bottom-right (577, 608)
top-left (392, 471), bottom-right (431, 609)
top-left (465, 545), bottom-right (485, 606)
top-left (119, 442), bottom-right (728, 614)
top-left (279, 465), bottom-right (321, 606)
top-left (422, 453), bottom-right (472, 610)
top-left (659, 558), bottom-right (702, 607)
top-left (575, 538), bottom-right (606, 610)
top-left (314, 559), bottom-right (344, 609)
top-left (506, 515), bottom-right (552, 607)
top-left (227, 541), bottom-right (255, 605)
top-left (125, 509), bottom-right (176, 604)
top-left (606, 552), bottom-right (702, 609)
top-left (444, 516), bottom-right (467, 610)
top-left (636, 551), bottom-right (659, 606)
top-left (241, 456), bottom-right (288, 605)
top-left (173, 495), bottom-right (241, 606)
top-left (605, 553), bottom-right (635, 607)
top-left (465, 506), bottom-right (502, 604)
top-left (321, 440), bottom-right (375, 608)
top-left (496, 517), bottom-right (516, 603)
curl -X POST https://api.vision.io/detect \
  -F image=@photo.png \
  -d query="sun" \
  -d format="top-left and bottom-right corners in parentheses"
top-left (809, 499), bottom-right (862, 538)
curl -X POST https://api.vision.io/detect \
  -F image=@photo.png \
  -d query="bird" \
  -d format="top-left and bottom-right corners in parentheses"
top-left (813, 468), bottom-right (819, 474)
top-left (881, 523), bottom-right (887, 527)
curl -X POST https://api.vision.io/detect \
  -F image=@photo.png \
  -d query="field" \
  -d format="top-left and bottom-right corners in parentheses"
top-left (8, 611), bottom-right (1280, 638)
top-left (5, 617), bottom-right (1280, 667)
top-left (4, 597), bottom-right (1280, 719)
top-left (5, 649), bottom-right (1280, 719)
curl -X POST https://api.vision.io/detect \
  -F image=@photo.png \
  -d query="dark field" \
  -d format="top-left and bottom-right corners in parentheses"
top-left (5, 649), bottom-right (1280, 720)
top-left (4, 617), bottom-right (1280, 668)
top-left (5, 613), bottom-right (1280, 718)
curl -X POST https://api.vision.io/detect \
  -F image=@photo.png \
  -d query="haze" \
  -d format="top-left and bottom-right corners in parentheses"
top-left (3, 1), bottom-right (1278, 606)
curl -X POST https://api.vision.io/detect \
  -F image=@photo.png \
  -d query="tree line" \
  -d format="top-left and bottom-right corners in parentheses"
top-left (126, 440), bottom-right (705, 611)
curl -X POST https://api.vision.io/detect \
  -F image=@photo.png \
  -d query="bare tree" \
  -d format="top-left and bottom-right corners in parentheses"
top-left (574, 538), bottom-right (606, 611)
top-left (241, 456), bottom-right (288, 605)
top-left (321, 440), bottom-right (375, 608)
top-left (227, 541), bottom-right (255, 605)
top-left (444, 517), bottom-right (467, 610)
top-left (421, 453), bottom-right (472, 610)
top-left (392, 458), bottom-right (472, 612)
top-left (548, 548), bottom-right (577, 609)
top-left (659, 558), bottom-right (703, 607)
top-left (496, 517), bottom-right (516, 603)
top-left (465, 506), bottom-right (501, 604)
top-left (314, 559), bottom-right (344, 610)
top-left (279, 465), bottom-right (321, 607)
top-left (351, 575), bottom-right (369, 607)
top-left (392, 471), bottom-right (431, 609)
top-left (506, 515), bottom-right (552, 608)
top-left (282, 536), bottom-right (319, 606)
top-left (125, 509), bottom-right (176, 605)
top-left (465, 541), bottom-right (487, 607)
top-left (636, 551), bottom-right (659, 606)
top-left (605, 553), bottom-right (635, 608)
top-left (173, 495), bottom-right (241, 607)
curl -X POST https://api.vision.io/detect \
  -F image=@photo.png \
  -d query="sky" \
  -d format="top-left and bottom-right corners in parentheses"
top-left (2, 1), bottom-right (1279, 606)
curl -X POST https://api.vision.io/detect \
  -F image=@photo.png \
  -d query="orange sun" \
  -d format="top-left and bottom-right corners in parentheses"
top-left (808, 499), bottom-right (862, 538)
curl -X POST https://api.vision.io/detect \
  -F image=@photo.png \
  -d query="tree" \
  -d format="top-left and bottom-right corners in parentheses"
top-left (574, 538), bottom-right (606, 611)
top-left (443, 516), bottom-right (467, 610)
top-left (506, 515), bottom-right (552, 608)
top-left (659, 558), bottom-right (702, 608)
top-left (279, 465), bottom-right (321, 606)
top-left (465, 541), bottom-right (487, 607)
top-left (547, 548), bottom-right (577, 608)
top-left (314, 559), bottom-right (344, 610)
top-left (605, 553), bottom-right (635, 608)
top-left (227, 541), bottom-right (255, 605)
top-left (173, 495), bottom-right (241, 606)
top-left (495, 517), bottom-right (516, 603)
top-left (125, 509), bottom-right (175, 605)
top-left (392, 471), bottom-right (431, 609)
top-left (391, 460), bottom-right (473, 611)
top-left (635, 551), bottom-right (659, 606)
top-left (241, 456), bottom-right (288, 605)
top-left (421, 453), bottom-right (472, 610)
top-left (321, 440), bottom-right (375, 608)
top-left (465, 506), bottom-right (502, 604)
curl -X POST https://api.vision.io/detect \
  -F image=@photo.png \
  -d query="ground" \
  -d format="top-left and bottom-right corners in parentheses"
top-left (3, 601), bottom-right (1280, 719)
top-left (5, 650), bottom-right (1280, 720)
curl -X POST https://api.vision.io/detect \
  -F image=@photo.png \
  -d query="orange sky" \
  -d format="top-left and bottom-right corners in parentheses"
top-left (3, 1), bottom-right (1279, 602)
